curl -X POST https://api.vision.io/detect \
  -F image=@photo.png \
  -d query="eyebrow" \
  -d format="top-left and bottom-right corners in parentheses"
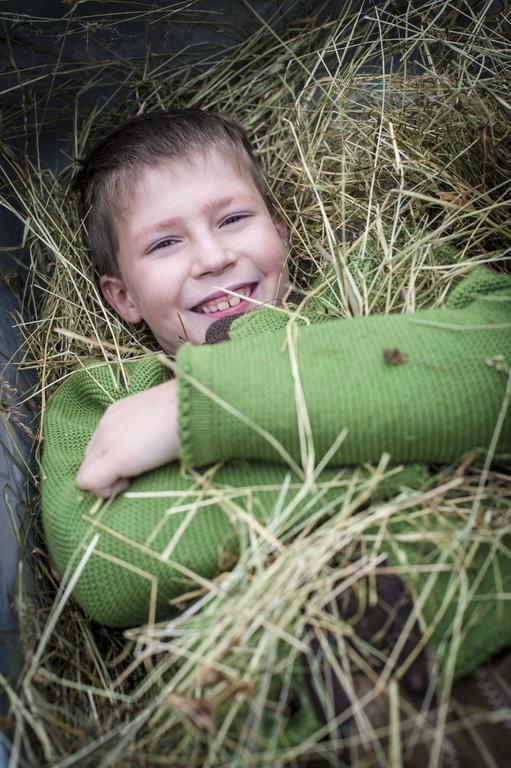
top-left (135, 194), bottom-right (256, 244)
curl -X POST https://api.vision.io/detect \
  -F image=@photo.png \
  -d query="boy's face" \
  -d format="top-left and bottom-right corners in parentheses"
top-left (100, 149), bottom-right (289, 352)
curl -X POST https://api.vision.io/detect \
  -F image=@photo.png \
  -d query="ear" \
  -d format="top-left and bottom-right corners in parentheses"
top-left (99, 274), bottom-right (143, 324)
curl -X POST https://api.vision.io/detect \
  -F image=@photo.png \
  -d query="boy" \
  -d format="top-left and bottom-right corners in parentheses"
top-left (42, 109), bottom-right (511, 749)
top-left (74, 109), bottom-right (290, 498)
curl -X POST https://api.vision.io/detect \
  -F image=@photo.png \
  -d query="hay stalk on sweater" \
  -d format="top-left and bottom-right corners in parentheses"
top-left (1, 1), bottom-right (510, 766)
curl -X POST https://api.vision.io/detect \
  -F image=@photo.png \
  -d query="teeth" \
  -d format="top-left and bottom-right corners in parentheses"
top-left (197, 286), bottom-right (252, 314)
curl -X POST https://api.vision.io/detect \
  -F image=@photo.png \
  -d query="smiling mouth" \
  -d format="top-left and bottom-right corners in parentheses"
top-left (192, 283), bottom-right (257, 315)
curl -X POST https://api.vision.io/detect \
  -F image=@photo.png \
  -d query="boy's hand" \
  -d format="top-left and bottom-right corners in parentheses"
top-left (76, 380), bottom-right (179, 498)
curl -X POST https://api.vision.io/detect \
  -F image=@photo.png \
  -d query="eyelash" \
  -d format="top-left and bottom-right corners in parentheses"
top-left (150, 214), bottom-right (249, 251)
top-left (222, 214), bottom-right (245, 226)
top-left (152, 238), bottom-right (178, 251)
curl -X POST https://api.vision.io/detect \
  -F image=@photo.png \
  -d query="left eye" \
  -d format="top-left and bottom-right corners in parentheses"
top-left (153, 238), bottom-right (177, 250)
top-left (222, 214), bottom-right (245, 226)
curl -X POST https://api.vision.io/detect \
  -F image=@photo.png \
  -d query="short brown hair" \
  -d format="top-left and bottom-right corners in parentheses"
top-left (74, 109), bottom-right (272, 276)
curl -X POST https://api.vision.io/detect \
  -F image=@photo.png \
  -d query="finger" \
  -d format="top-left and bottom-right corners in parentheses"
top-left (76, 447), bottom-right (107, 485)
top-left (77, 464), bottom-right (130, 498)
top-left (94, 477), bottom-right (130, 499)
top-left (76, 455), bottom-right (121, 494)
top-left (83, 424), bottom-right (109, 458)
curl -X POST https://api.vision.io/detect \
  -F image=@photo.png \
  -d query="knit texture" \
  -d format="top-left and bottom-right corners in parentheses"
top-left (42, 266), bottom-right (511, 680)
top-left (177, 266), bottom-right (511, 469)
top-left (42, 360), bottom-right (425, 628)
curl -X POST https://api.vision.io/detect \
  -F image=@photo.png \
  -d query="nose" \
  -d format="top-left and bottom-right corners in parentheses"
top-left (190, 230), bottom-right (237, 278)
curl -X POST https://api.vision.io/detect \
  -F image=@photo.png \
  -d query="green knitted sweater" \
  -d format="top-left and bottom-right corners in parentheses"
top-left (42, 265), bottom-right (511, 679)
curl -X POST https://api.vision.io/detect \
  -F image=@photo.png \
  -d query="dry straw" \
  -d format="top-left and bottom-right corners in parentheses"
top-left (1, 1), bottom-right (510, 766)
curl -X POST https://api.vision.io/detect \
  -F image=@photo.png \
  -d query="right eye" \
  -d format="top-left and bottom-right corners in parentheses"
top-left (150, 238), bottom-right (178, 252)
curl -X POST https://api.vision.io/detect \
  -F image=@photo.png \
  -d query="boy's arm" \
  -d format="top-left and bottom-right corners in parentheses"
top-left (176, 267), bottom-right (511, 469)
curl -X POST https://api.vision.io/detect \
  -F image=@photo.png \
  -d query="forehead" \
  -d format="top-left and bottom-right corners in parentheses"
top-left (132, 147), bottom-right (252, 201)
top-left (115, 149), bottom-right (263, 247)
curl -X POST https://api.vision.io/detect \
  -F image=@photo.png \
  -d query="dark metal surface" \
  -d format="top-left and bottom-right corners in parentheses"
top-left (0, 278), bottom-right (37, 766)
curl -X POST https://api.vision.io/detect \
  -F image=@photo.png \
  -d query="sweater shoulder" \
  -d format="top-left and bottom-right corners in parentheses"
top-left (445, 266), bottom-right (511, 309)
top-left (228, 264), bottom-right (511, 343)
top-left (44, 355), bottom-right (167, 424)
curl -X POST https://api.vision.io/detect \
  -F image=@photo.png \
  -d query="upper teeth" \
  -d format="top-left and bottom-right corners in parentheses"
top-left (197, 285), bottom-right (252, 314)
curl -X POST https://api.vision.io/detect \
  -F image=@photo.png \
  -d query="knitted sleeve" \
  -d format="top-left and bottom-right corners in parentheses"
top-left (176, 266), bottom-right (511, 469)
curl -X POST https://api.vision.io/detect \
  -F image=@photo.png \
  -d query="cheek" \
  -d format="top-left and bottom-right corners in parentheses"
top-left (258, 230), bottom-right (288, 272)
top-left (134, 267), bottom-right (181, 313)
top-left (270, 238), bottom-right (289, 278)
top-left (183, 321), bottom-right (207, 347)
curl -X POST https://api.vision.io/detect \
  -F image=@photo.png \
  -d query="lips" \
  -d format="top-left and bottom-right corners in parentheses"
top-left (191, 283), bottom-right (257, 315)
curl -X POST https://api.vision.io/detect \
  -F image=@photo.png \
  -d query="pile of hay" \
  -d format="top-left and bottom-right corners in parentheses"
top-left (1, 1), bottom-right (510, 765)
